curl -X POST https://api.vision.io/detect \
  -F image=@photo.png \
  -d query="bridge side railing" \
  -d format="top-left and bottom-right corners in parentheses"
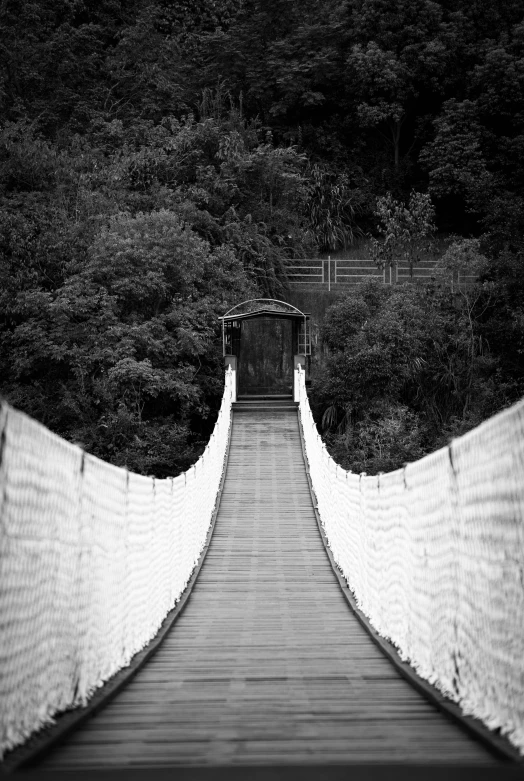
top-left (0, 367), bottom-right (235, 759)
top-left (296, 366), bottom-right (524, 755)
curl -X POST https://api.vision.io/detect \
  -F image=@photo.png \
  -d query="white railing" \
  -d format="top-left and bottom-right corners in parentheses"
top-left (286, 258), bottom-right (409, 287)
top-left (287, 258), bottom-right (476, 287)
top-left (296, 366), bottom-right (524, 754)
top-left (286, 258), bottom-right (324, 285)
top-left (0, 367), bottom-right (235, 759)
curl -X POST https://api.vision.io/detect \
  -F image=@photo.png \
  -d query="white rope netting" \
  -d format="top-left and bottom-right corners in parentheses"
top-left (0, 368), bottom-right (234, 758)
top-left (296, 366), bottom-right (524, 754)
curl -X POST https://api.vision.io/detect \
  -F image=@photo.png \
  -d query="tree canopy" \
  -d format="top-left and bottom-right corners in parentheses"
top-left (1, 0), bottom-right (524, 475)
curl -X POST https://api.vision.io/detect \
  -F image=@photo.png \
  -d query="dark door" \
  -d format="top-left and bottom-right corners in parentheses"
top-left (238, 317), bottom-right (293, 395)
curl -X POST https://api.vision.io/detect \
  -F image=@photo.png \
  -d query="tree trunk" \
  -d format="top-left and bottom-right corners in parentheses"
top-left (388, 117), bottom-right (403, 170)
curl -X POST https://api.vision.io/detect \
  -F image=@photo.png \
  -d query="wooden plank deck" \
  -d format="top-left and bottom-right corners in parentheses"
top-left (35, 403), bottom-right (500, 768)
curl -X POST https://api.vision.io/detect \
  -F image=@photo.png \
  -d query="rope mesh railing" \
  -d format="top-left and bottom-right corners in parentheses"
top-left (296, 366), bottom-right (524, 754)
top-left (0, 367), bottom-right (234, 759)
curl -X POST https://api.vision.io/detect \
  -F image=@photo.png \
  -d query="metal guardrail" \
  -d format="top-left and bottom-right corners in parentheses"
top-left (287, 258), bottom-right (476, 288)
top-left (334, 259), bottom-right (385, 286)
top-left (287, 259), bottom-right (325, 285)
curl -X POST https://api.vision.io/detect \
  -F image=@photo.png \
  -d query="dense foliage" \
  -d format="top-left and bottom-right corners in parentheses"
top-left (310, 237), bottom-right (524, 473)
top-left (1, 0), bottom-right (524, 475)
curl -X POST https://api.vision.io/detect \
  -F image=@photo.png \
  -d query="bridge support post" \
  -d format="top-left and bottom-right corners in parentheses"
top-left (294, 354), bottom-right (305, 402)
top-left (225, 355), bottom-right (237, 402)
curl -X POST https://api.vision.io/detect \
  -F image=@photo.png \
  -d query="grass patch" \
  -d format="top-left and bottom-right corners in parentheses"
top-left (318, 233), bottom-right (452, 261)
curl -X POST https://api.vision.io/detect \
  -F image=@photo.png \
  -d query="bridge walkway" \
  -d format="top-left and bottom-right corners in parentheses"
top-left (36, 401), bottom-right (498, 768)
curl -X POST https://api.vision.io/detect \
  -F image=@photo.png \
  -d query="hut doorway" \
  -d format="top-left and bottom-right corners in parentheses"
top-left (220, 299), bottom-right (310, 398)
top-left (237, 316), bottom-right (293, 396)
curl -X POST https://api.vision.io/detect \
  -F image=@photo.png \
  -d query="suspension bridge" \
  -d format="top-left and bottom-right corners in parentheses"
top-left (1, 300), bottom-right (523, 775)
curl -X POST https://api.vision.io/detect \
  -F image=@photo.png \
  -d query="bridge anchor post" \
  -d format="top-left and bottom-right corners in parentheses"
top-left (224, 355), bottom-right (237, 402)
top-left (294, 355), bottom-right (305, 402)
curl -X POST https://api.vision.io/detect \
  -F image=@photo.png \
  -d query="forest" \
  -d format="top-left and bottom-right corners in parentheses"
top-left (1, 0), bottom-right (524, 476)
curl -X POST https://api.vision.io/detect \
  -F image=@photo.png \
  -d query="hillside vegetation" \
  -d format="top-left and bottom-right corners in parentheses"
top-left (1, 0), bottom-right (523, 474)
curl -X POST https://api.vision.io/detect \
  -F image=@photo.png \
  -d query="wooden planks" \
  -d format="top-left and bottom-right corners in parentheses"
top-left (36, 405), bottom-right (500, 768)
